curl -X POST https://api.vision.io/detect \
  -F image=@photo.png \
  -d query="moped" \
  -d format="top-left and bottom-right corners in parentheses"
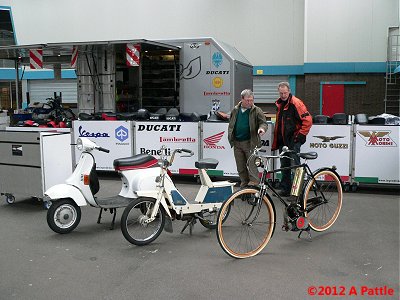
top-left (120, 145), bottom-right (235, 246)
top-left (44, 137), bottom-right (160, 234)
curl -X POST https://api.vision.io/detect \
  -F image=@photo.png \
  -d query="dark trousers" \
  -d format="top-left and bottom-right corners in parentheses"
top-left (279, 142), bottom-right (301, 193)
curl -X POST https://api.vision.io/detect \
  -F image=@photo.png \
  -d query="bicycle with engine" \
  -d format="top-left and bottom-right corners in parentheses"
top-left (120, 145), bottom-right (235, 246)
top-left (216, 146), bottom-right (343, 259)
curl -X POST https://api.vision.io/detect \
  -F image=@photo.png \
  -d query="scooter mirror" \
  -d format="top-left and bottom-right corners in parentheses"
top-left (76, 138), bottom-right (84, 150)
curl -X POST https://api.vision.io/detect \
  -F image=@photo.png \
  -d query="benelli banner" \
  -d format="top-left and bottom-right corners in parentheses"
top-left (134, 122), bottom-right (199, 174)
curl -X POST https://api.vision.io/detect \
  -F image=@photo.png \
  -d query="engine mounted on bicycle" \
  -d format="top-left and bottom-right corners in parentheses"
top-left (216, 145), bottom-right (343, 259)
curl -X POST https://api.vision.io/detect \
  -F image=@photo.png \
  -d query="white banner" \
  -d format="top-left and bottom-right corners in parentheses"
top-left (73, 121), bottom-right (133, 170)
top-left (354, 125), bottom-right (399, 184)
top-left (202, 121), bottom-right (274, 177)
top-left (301, 124), bottom-right (352, 182)
top-left (135, 122), bottom-right (199, 174)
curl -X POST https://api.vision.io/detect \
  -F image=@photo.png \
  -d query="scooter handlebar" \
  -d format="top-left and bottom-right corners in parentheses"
top-left (179, 149), bottom-right (194, 156)
top-left (97, 146), bottom-right (110, 153)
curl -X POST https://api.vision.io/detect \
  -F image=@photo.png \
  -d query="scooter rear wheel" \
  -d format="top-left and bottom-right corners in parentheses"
top-left (47, 198), bottom-right (81, 234)
top-left (121, 197), bottom-right (165, 246)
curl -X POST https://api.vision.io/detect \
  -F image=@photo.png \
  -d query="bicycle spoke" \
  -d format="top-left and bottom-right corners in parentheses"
top-left (217, 189), bottom-right (275, 259)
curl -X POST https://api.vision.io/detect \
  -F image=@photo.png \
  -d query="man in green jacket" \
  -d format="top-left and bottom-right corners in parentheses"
top-left (228, 89), bottom-right (267, 188)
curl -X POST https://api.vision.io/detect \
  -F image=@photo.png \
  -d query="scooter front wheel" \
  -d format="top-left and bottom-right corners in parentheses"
top-left (121, 197), bottom-right (165, 246)
top-left (47, 199), bottom-right (81, 234)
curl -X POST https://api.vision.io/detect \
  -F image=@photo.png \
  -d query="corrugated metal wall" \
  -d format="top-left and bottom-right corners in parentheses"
top-left (253, 76), bottom-right (288, 103)
top-left (27, 79), bottom-right (77, 103)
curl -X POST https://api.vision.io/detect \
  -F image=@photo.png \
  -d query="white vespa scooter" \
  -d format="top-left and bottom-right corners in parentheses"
top-left (44, 137), bottom-right (160, 234)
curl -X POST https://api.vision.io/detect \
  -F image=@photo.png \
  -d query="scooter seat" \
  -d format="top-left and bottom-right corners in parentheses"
top-left (114, 154), bottom-right (158, 171)
top-left (195, 158), bottom-right (219, 169)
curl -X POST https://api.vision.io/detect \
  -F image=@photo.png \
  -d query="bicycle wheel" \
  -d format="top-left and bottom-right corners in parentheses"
top-left (121, 197), bottom-right (165, 246)
top-left (216, 188), bottom-right (275, 259)
top-left (303, 169), bottom-right (343, 232)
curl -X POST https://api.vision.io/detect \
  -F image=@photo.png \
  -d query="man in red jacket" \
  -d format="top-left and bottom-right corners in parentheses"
top-left (271, 82), bottom-right (312, 197)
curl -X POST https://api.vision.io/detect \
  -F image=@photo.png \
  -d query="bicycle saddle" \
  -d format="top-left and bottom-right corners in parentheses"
top-left (195, 158), bottom-right (219, 169)
top-left (299, 152), bottom-right (318, 160)
top-left (114, 154), bottom-right (158, 171)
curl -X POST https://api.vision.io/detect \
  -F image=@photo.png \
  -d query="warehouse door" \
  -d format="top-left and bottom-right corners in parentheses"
top-left (28, 79), bottom-right (77, 104)
top-left (322, 84), bottom-right (344, 117)
top-left (253, 76), bottom-right (289, 103)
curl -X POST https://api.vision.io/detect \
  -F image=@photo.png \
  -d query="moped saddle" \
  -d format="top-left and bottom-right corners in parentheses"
top-left (101, 112), bottom-right (117, 121)
top-left (195, 158), bottom-right (219, 169)
top-left (149, 108), bottom-right (167, 120)
top-left (136, 109), bottom-right (150, 120)
top-left (114, 154), bottom-right (158, 171)
top-left (332, 113), bottom-right (347, 125)
top-left (165, 108), bottom-right (180, 121)
top-left (78, 112), bottom-right (95, 120)
top-left (368, 117), bottom-right (385, 124)
top-left (313, 115), bottom-right (328, 124)
top-left (116, 112), bottom-right (138, 120)
top-left (180, 112), bottom-right (207, 122)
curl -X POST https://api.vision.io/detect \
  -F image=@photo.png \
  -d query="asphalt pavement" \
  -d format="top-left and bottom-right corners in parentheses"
top-left (0, 176), bottom-right (398, 300)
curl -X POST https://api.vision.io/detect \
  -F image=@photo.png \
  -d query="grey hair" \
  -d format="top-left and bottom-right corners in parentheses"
top-left (278, 81), bottom-right (291, 91)
top-left (241, 89), bottom-right (254, 99)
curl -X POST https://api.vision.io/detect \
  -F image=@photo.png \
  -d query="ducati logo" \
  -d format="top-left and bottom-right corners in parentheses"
top-left (204, 131), bottom-right (225, 149)
top-left (357, 131), bottom-right (397, 147)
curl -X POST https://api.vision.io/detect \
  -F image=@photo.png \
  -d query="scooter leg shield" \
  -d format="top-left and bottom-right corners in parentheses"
top-left (44, 184), bottom-right (87, 206)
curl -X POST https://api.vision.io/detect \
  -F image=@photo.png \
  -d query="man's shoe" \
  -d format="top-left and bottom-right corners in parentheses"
top-left (278, 190), bottom-right (291, 197)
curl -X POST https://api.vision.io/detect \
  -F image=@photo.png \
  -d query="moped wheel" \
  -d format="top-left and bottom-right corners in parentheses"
top-left (6, 194), bottom-right (15, 204)
top-left (303, 169), bottom-right (343, 232)
top-left (47, 199), bottom-right (81, 234)
top-left (199, 205), bottom-right (231, 229)
top-left (216, 188), bottom-right (275, 259)
top-left (121, 197), bottom-right (165, 246)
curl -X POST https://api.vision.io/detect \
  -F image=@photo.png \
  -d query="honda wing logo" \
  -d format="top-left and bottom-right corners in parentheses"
top-left (204, 131), bottom-right (225, 149)
top-left (357, 131), bottom-right (397, 147)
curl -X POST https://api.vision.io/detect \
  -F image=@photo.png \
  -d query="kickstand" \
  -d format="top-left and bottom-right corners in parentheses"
top-left (298, 227), bottom-right (312, 241)
top-left (110, 208), bottom-right (117, 230)
top-left (97, 208), bottom-right (103, 224)
top-left (180, 218), bottom-right (197, 235)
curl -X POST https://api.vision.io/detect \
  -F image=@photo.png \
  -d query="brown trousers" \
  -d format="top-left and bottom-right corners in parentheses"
top-left (233, 140), bottom-right (259, 187)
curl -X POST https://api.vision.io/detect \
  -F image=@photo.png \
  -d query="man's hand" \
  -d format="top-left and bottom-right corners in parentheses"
top-left (294, 133), bottom-right (306, 144)
top-left (258, 128), bottom-right (265, 136)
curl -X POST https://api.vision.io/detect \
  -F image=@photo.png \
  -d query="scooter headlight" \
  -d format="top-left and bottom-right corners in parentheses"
top-left (254, 157), bottom-right (263, 167)
top-left (76, 138), bottom-right (84, 150)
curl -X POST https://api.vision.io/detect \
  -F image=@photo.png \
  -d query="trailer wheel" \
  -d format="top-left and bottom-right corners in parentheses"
top-left (47, 199), bottom-right (81, 234)
top-left (6, 194), bottom-right (15, 204)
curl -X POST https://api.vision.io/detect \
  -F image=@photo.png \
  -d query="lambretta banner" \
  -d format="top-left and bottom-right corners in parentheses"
top-left (135, 122), bottom-right (199, 174)
top-left (354, 125), bottom-right (399, 184)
